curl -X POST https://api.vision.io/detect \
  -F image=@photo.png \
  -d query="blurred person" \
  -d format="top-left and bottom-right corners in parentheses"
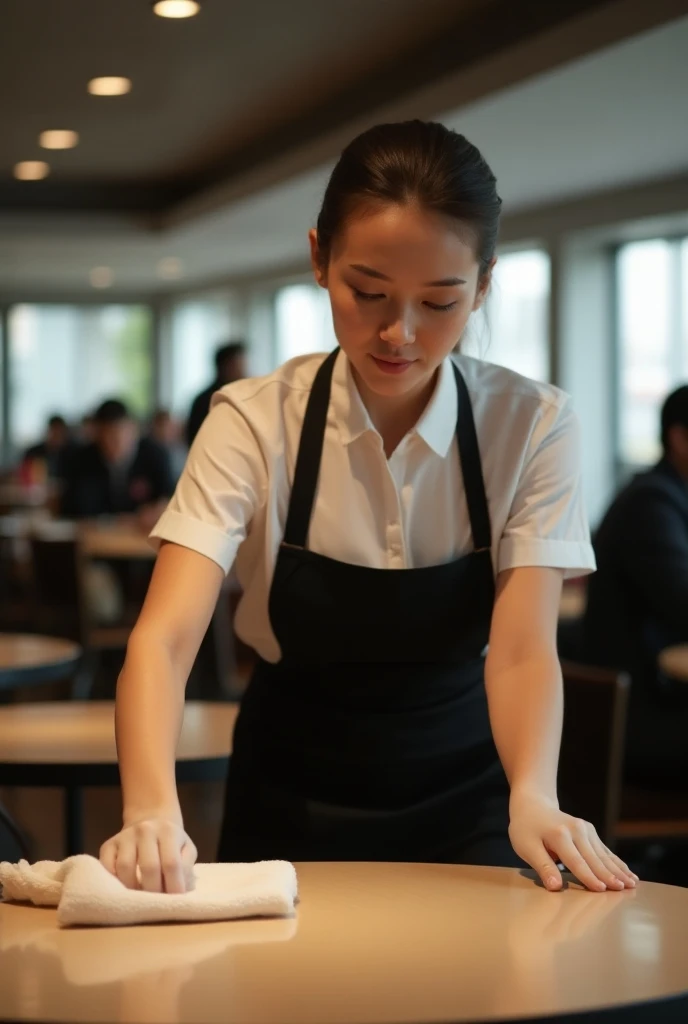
top-left (60, 399), bottom-right (175, 520)
top-left (583, 385), bottom-right (688, 785)
top-left (149, 409), bottom-right (187, 481)
top-left (185, 341), bottom-right (247, 446)
top-left (22, 414), bottom-right (75, 481)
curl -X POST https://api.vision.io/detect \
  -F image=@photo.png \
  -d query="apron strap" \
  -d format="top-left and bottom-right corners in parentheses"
top-left (282, 349), bottom-right (338, 549)
top-left (283, 348), bottom-right (493, 556)
top-left (452, 362), bottom-right (492, 553)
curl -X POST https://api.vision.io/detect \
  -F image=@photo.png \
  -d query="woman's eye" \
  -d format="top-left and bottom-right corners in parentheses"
top-left (424, 301), bottom-right (458, 313)
top-left (353, 288), bottom-right (385, 302)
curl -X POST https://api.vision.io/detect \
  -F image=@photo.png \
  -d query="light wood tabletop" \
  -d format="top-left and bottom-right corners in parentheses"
top-left (558, 583), bottom-right (586, 622)
top-left (0, 862), bottom-right (687, 1024)
top-left (0, 634), bottom-right (82, 691)
top-left (0, 700), bottom-right (237, 770)
top-left (659, 644), bottom-right (688, 683)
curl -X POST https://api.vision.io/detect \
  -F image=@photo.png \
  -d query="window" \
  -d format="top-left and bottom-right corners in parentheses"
top-left (168, 294), bottom-right (237, 417)
top-left (275, 284), bottom-right (337, 364)
top-left (617, 239), bottom-right (688, 466)
top-left (463, 249), bottom-right (550, 381)
top-left (8, 304), bottom-right (153, 452)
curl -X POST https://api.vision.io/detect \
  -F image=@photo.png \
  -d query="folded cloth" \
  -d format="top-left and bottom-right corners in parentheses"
top-left (0, 855), bottom-right (298, 928)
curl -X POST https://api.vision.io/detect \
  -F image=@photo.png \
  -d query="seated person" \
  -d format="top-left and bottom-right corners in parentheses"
top-left (148, 408), bottom-right (187, 481)
top-left (22, 414), bottom-right (75, 481)
top-left (60, 399), bottom-right (175, 520)
top-left (583, 385), bottom-right (688, 785)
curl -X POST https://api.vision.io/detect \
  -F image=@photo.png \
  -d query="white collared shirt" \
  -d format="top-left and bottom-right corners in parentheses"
top-left (151, 350), bottom-right (595, 662)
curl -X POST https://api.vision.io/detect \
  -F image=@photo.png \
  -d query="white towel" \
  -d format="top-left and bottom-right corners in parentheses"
top-left (0, 855), bottom-right (298, 928)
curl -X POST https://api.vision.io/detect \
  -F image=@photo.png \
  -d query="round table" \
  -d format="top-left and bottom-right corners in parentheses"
top-left (0, 701), bottom-right (237, 856)
top-left (0, 634), bottom-right (82, 693)
top-left (659, 645), bottom-right (688, 683)
top-left (0, 862), bottom-right (687, 1024)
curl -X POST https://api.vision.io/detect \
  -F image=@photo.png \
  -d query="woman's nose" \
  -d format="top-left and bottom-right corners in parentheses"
top-left (379, 306), bottom-right (416, 347)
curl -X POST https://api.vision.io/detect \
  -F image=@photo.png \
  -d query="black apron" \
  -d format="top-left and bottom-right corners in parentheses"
top-left (218, 349), bottom-right (518, 866)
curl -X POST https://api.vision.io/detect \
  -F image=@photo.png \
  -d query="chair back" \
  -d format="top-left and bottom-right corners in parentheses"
top-left (29, 523), bottom-right (88, 645)
top-left (558, 660), bottom-right (630, 846)
top-left (0, 802), bottom-right (32, 861)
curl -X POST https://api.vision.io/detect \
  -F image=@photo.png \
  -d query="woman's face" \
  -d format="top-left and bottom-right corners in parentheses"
top-left (310, 203), bottom-right (492, 402)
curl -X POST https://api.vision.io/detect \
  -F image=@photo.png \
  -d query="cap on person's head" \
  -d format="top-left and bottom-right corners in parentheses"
top-left (214, 341), bottom-right (246, 374)
top-left (93, 399), bottom-right (130, 424)
top-left (661, 385), bottom-right (688, 452)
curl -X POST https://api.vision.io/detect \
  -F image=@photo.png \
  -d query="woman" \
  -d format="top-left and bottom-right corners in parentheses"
top-left (101, 121), bottom-right (637, 895)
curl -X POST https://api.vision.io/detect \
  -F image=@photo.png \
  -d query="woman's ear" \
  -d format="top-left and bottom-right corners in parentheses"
top-left (308, 229), bottom-right (328, 289)
top-left (472, 256), bottom-right (497, 312)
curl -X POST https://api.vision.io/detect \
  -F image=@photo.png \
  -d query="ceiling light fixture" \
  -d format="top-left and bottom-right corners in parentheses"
top-left (87, 77), bottom-right (132, 97)
top-left (90, 267), bottom-right (114, 289)
top-left (157, 257), bottom-right (184, 280)
top-left (152, 0), bottom-right (201, 18)
top-left (39, 130), bottom-right (79, 150)
top-left (14, 161), bottom-right (50, 181)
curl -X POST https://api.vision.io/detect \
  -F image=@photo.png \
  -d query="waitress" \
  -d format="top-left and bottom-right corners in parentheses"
top-left (102, 121), bottom-right (637, 895)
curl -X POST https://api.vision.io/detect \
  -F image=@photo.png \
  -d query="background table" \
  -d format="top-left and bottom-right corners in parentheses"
top-left (1, 862), bottom-right (687, 1024)
top-left (659, 644), bottom-right (688, 683)
top-left (0, 634), bottom-right (82, 692)
top-left (79, 521), bottom-right (156, 561)
top-left (0, 701), bottom-right (237, 855)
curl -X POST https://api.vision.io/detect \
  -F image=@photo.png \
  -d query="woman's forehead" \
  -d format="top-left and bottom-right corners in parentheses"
top-left (331, 203), bottom-right (479, 276)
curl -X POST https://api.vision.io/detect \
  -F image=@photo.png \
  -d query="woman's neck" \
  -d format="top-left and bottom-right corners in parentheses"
top-left (352, 366), bottom-right (439, 458)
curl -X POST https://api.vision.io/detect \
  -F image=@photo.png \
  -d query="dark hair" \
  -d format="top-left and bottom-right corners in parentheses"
top-left (93, 399), bottom-right (130, 424)
top-left (661, 385), bottom-right (688, 452)
top-left (316, 120), bottom-right (502, 274)
top-left (47, 414), bottom-right (67, 429)
top-left (215, 342), bottom-right (246, 373)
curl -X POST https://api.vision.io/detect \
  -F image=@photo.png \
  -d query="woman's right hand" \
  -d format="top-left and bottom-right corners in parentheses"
top-left (100, 817), bottom-right (198, 894)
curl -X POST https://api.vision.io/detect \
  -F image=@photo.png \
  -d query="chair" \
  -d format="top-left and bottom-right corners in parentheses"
top-left (29, 525), bottom-right (133, 699)
top-left (558, 660), bottom-right (630, 847)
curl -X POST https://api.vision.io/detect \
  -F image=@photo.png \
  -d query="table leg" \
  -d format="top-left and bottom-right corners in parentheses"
top-left (65, 786), bottom-right (83, 856)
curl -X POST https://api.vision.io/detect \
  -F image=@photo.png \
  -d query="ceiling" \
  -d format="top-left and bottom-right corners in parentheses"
top-left (1, 0), bottom-right (688, 294)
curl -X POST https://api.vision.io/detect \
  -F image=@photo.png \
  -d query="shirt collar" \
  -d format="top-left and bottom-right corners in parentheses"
top-left (331, 349), bottom-right (458, 457)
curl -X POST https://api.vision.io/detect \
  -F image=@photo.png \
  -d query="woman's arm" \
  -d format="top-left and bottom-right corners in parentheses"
top-left (485, 566), bottom-right (636, 892)
top-left (101, 542), bottom-right (225, 892)
top-left (116, 540), bottom-right (224, 822)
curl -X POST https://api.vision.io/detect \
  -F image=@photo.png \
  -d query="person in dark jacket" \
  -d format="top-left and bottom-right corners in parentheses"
top-left (583, 385), bottom-right (688, 785)
top-left (60, 399), bottom-right (175, 519)
top-left (185, 342), bottom-right (247, 447)
top-left (22, 414), bottom-right (75, 481)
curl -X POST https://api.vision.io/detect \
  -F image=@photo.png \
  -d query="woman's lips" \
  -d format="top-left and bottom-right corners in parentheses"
top-left (371, 356), bottom-right (415, 375)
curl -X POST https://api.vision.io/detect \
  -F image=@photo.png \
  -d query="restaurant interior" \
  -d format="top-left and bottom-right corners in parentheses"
top-left (1, 2), bottom-right (688, 1023)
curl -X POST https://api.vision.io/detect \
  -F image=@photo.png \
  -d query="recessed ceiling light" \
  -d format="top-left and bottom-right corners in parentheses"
top-left (157, 257), bottom-right (184, 280)
top-left (87, 77), bottom-right (132, 97)
top-left (39, 130), bottom-right (79, 150)
top-left (14, 161), bottom-right (50, 181)
top-left (153, 0), bottom-right (201, 17)
top-left (90, 267), bottom-right (114, 288)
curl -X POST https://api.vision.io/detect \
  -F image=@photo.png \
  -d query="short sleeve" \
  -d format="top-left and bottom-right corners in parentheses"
top-left (497, 397), bottom-right (596, 579)
top-left (149, 395), bottom-right (265, 573)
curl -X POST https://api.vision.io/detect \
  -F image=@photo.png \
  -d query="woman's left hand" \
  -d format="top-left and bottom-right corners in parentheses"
top-left (508, 792), bottom-right (639, 892)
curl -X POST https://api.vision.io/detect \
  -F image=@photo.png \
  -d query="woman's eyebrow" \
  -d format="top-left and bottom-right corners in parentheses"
top-left (349, 263), bottom-right (466, 286)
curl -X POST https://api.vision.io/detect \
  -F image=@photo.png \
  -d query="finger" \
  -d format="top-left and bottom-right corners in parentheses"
top-left (592, 841), bottom-right (636, 888)
top-left (137, 826), bottom-right (163, 893)
top-left (99, 839), bottom-right (117, 876)
top-left (549, 833), bottom-right (607, 891)
top-left (602, 846), bottom-right (639, 883)
top-left (114, 839), bottom-right (139, 891)
top-left (524, 842), bottom-right (563, 891)
top-left (158, 829), bottom-right (187, 894)
top-left (181, 839), bottom-right (198, 892)
top-left (576, 835), bottom-right (626, 890)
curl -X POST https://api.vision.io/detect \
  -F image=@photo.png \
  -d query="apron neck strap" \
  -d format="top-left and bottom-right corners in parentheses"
top-left (283, 349), bottom-right (492, 555)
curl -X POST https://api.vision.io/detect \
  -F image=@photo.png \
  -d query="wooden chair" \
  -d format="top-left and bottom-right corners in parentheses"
top-left (559, 660), bottom-right (688, 850)
top-left (28, 525), bottom-right (132, 699)
top-left (558, 661), bottom-right (630, 846)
